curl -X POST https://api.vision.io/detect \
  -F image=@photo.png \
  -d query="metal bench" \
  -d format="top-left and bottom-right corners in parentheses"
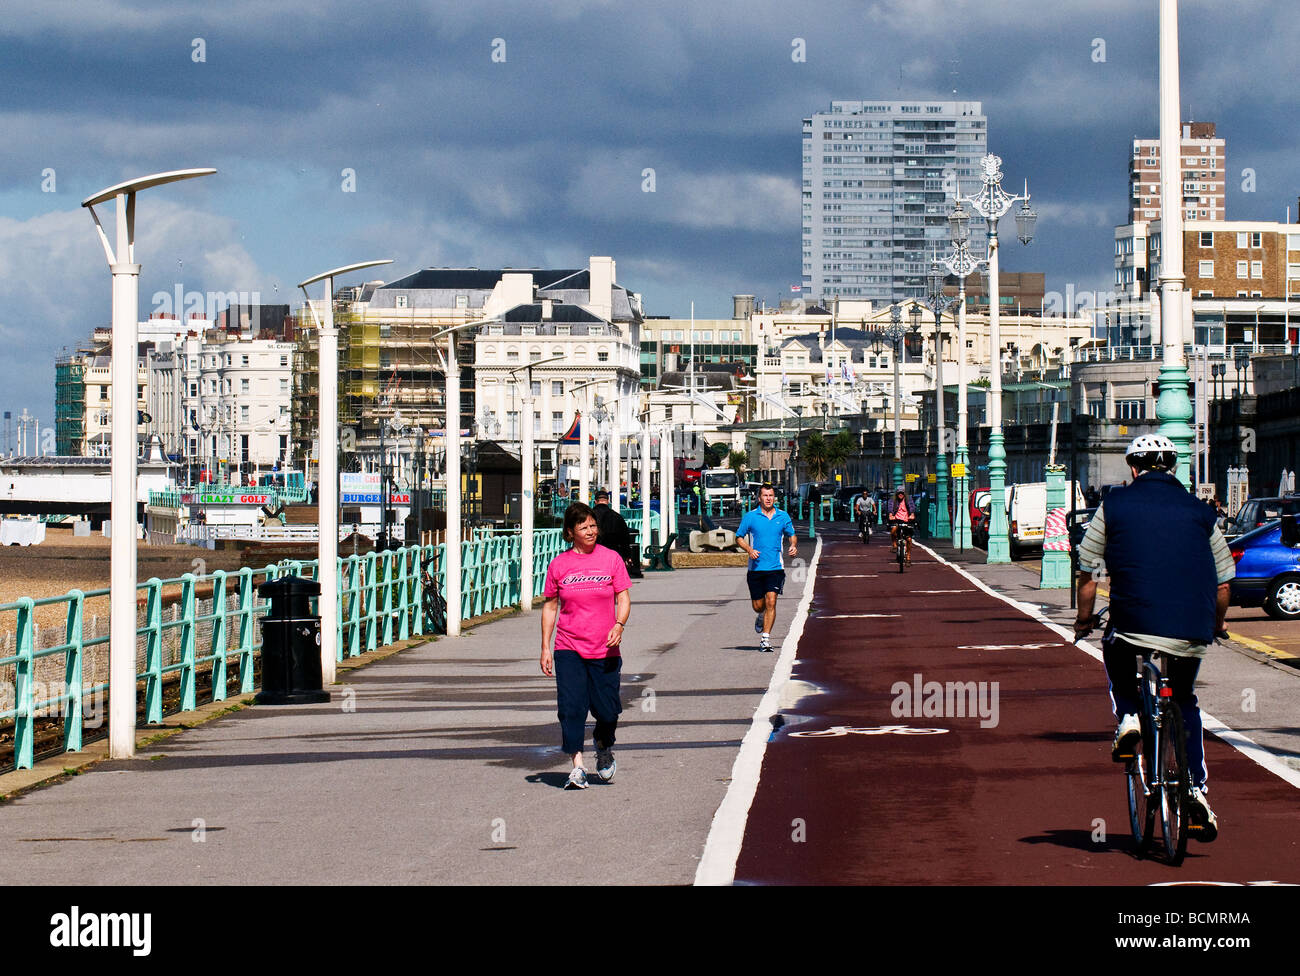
top-left (644, 532), bottom-right (677, 572)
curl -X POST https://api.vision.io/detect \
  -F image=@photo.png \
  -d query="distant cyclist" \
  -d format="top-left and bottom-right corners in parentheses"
top-left (854, 489), bottom-right (876, 541)
top-left (887, 486), bottom-right (916, 564)
top-left (1073, 434), bottom-right (1234, 842)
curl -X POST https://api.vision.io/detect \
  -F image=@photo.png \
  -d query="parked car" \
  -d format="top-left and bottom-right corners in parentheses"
top-left (1229, 515), bottom-right (1300, 619)
top-left (1224, 496), bottom-right (1300, 541)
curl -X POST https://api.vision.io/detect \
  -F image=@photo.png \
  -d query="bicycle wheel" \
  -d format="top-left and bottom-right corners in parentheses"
top-left (897, 539), bottom-right (906, 572)
top-left (1159, 699), bottom-right (1190, 865)
top-left (1126, 714), bottom-right (1156, 855)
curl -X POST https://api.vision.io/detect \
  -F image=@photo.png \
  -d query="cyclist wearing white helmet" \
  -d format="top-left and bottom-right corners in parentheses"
top-left (1073, 433), bottom-right (1234, 842)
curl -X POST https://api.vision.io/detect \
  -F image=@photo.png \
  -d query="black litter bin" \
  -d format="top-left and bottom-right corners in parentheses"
top-left (255, 575), bottom-right (331, 705)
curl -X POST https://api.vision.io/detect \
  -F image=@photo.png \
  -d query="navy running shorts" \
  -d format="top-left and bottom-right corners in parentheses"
top-left (747, 569), bottom-right (786, 601)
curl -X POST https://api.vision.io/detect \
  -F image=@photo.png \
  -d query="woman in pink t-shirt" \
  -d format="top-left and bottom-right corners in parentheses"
top-left (541, 502), bottom-right (632, 790)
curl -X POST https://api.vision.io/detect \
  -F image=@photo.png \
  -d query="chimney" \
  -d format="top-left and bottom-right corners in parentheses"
top-left (733, 294), bottom-right (755, 320)
top-left (588, 256), bottom-right (615, 322)
top-left (541, 298), bottom-right (553, 320)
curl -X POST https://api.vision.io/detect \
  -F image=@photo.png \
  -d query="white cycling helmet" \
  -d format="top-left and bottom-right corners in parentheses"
top-left (1124, 433), bottom-right (1178, 472)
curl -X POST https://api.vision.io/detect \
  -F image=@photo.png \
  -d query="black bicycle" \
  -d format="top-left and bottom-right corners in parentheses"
top-left (857, 511), bottom-right (873, 545)
top-left (892, 522), bottom-right (914, 572)
top-left (1077, 608), bottom-right (1197, 864)
top-left (420, 557), bottom-right (447, 636)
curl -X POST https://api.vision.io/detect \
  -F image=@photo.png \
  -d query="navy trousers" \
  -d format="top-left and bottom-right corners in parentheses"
top-left (1103, 634), bottom-right (1208, 790)
top-left (554, 650), bottom-right (623, 756)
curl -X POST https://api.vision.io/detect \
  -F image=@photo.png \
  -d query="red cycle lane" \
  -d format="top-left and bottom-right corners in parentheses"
top-left (732, 527), bottom-right (1300, 885)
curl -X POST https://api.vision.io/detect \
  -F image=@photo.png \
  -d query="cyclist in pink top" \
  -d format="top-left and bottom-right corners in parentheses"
top-left (541, 502), bottom-right (632, 789)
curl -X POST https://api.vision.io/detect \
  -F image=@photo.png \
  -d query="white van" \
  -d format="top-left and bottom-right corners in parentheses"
top-left (1005, 480), bottom-right (1086, 560)
top-left (700, 468), bottom-right (741, 507)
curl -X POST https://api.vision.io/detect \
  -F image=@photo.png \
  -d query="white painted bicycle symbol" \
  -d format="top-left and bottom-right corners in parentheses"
top-left (788, 724), bottom-right (950, 737)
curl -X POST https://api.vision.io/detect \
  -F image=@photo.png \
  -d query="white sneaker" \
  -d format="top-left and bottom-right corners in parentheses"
top-left (1188, 787), bottom-right (1218, 842)
top-left (1111, 713), bottom-right (1141, 762)
top-left (565, 767), bottom-right (589, 790)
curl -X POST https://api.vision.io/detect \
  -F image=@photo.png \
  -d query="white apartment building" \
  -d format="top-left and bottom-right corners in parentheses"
top-left (802, 99), bottom-right (989, 305)
top-left (473, 281), bottom-right (641, 479)
top-left (173, 333), bottom-right (294, 482)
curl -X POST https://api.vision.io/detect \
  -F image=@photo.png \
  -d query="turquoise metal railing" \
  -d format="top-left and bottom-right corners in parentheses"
top-left (0, 528), bottom-right (565, 772)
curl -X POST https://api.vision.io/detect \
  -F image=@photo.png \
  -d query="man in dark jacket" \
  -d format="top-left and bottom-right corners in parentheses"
top-left (593, 489), bottom-right (642, 578)
top-left (1074, 434), bottom-right (1234, 842)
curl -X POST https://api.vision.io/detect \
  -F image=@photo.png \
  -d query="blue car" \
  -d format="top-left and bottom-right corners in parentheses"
top-left (1229, 518), bottom-right (1300, 620)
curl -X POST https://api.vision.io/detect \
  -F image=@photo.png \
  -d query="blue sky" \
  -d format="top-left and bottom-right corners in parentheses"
top-left (2, 0), bottom-right (1297, 436)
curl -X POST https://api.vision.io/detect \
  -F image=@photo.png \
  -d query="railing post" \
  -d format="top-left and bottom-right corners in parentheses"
top-left (345, 555), bottom-right (361, 658)
top-left (144, 578), bottom-right (164, 725)
top-left (236, 568), bottom-right (255, 694)
top-left (179, 573), bottom-right (197, 712)
top-left (380, 549), bottom-right (395, 646)
top-left (14, 597), bottom-right (35, 770)
top-left (363, 552), bottom-right (378, 652)
top-left (209, 570), bottom-right (228, 702)
top-left (63, 590), bottom-right (85, 754)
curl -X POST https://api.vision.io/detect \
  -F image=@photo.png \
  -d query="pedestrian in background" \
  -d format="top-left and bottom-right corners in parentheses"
top-left (540, 502), bottom-right (632, 789)
top-left (593, 488), bottom-right (642, 578)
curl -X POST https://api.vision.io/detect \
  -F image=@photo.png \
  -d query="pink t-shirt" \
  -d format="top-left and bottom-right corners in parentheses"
top-left (544, 544), bottom-right (632, 659)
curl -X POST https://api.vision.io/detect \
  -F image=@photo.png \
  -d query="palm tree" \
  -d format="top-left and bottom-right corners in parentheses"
top-left (728, 449), bottom-right (750, 479)
top-left (801, 431), bottom-right (830, 482)
top-left (827, 429), bottom-right (856, 481)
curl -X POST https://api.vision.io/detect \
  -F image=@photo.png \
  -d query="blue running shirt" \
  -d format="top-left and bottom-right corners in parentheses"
top-left (737, 508), bottom-right (796, 572)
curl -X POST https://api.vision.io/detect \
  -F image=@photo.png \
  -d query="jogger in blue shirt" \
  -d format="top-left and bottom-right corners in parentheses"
top-left (736, 484), bottom-right (797, 652)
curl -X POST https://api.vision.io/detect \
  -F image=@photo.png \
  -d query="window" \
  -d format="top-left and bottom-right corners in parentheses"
top-left (533, 412), bottom-right (541, 435)
top-left (280, 378), bottom-right (289, 393)
top-left (1251, 232), bottom-right (1262, 248)
top-left (530, 348), bottom-right (542, 362)
top-left (241, 355), bottom-right (249, 366)
top-left (1237, 261), bottom-right (1248, 278)
top-left (597, 350), bottom-right (609, 362)
top-left (1198, 260), bottom-right (1214, 277)
top-left (1251, 261), bottom-right (1263, 279)
top-left (506, 350), bottom-right (519, 362)
top-left (280, 355), bottom-right (288, 366)
top-left (240, 405), bottom-right (250, 423)
top-left (189, 383), bottom-right (198, 397)
top-left (395, 295), bottom-right (408, 309)
top-left (240, 378), bottom-right (250, 394)
top-left (552, 412), bottom-right (564, 435)
top-left (1115, 399), bottom-right (1146, 421)
top-left (1237, 232), bottom-right (1248, 248)
top-left (664, 405), bottom-right (673, 420)
top-left (1200, 232), bottom-right (1213, 247)
top-left (506, 411), bottom-right (519, 439)
top-left (531, 380), bottom-right (541, 396)
top-left (379, 324), bottom-right (391, 339)
top-left (699, 331), bottom-right (712, 342)
top-left (551, 380), bottom-right (563, 396)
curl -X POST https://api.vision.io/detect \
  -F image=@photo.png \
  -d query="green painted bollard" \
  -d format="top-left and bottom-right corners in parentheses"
top-left (1040, 465), bottom-right (1071, 588)
top-left (809, 500), bottom-right (817, 539)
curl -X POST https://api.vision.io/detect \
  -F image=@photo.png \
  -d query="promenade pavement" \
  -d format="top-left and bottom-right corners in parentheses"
top-left (0, 559), bottom-right (805, 886)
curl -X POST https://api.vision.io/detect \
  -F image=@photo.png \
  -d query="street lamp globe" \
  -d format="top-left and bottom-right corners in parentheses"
top-left (908, 302), bottom-right (924, 333)
top-left (949, 201), bottom-right (971, 245)
top-left (1016, 198), bottom-right (1037, 246)
top-left (927, 261), bottom-right (946, 299)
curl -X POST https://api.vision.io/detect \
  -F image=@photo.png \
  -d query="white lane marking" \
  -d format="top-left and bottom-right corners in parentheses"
top-left (821, 574), bottom-right (879, 578)
top-left (820, 613), bottom-right (900, 619)
top-left (959, 642), bottom-right (1062, 651)
top-left (696, 535), bottom-right (823, 886)
top-left (916, 541), bottom-right (1300, 793)
top-left (915, 589), bottom-right (974, 594)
